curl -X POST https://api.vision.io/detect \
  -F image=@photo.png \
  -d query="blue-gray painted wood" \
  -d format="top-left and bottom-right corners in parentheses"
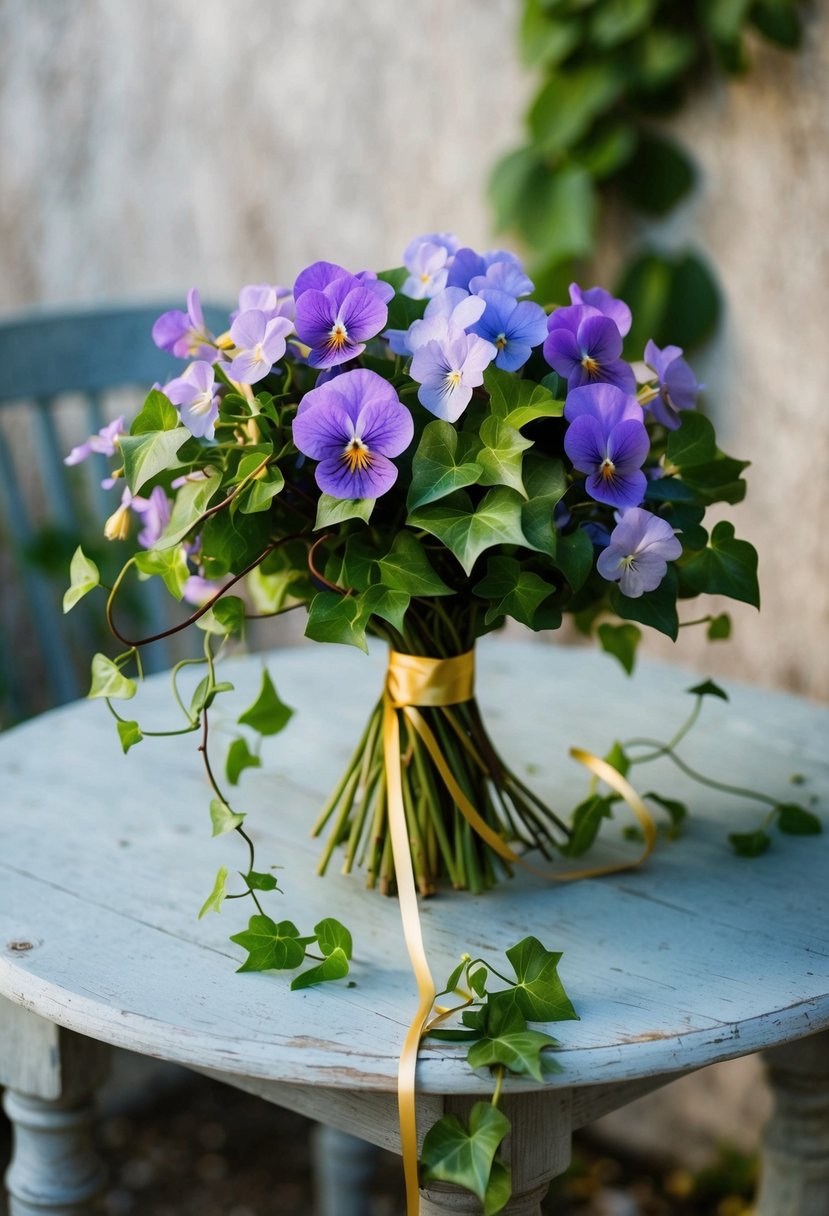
top-left (0, 302), bottom-right (228, 723)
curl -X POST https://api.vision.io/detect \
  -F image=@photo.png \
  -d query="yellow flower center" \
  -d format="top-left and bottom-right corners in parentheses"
top-left (343, 436), bottom-right (371, 473)
top-left (190, 389), bottom-right (214, 417)
top-left (327, 323), bottom-right (349, 352)
top-left (581, 355), bottom-right (600, 376)
top-left (445, 370), bottom-right (463, 390)
top-left (600, 457), bottom-right (615, 480)
top-left (420, 272), bottom-right (431, 284)
top-left (495, 334), bottom-right (508, 351)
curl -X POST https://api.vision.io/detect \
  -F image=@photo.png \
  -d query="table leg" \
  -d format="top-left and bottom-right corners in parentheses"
top-left (756, 1030), bottom-right (829, 1216)
top-left (0, 998), bottom-right (109, 1216)
top-left (311, 1124), bottom-right (377, 1216)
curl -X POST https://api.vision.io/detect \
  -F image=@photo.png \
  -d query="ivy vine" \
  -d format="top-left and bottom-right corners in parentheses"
top-left (492, 0), bottom-right (806, 353)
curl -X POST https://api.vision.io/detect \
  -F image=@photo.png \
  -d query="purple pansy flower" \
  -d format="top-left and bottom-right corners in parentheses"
top-left (132, 486), bottom-right (172, 549)
top-left (293, 261), bottom-right (393, 306)
top-left (292, 368), bottom-right (413, 500)
top-left (164, 361), bottom-right (220, 440)
top-left (445, 247), bottom-right (522, 292)
top-left (564, 383), bottom-right (649, 509)
top-left (544, 305), bottom-right (635, 393)
top-left (226, 310), bottom-right (293, 384)
top-left (152, 289), bottom-right (215, 361)
top-left (232, 284), bottom-right (294, 324)
top-left (387, 287), bottom-right (487, 356)
top-left (644, 340), bottom-right (702, 430)
top-left (293, 270), bottom-right (389, 369)
top-left (469, 261), bottom-right (534, 298)
top-left (469, 289), bottom-right (547, 372)
top-left (402, 242), bottom-right (453, 299)
top-left (409, 326), bottom-right (497, 422)
top-left (597, 507), bottom-right (682, 598)
top-left (64, 415), bottom-right (126, 466)
top-left (569, 283), bottom-right (632, 338)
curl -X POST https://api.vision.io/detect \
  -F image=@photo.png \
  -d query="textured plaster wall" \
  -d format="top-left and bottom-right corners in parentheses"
top-left (1, 0), bottom-right (827, 700)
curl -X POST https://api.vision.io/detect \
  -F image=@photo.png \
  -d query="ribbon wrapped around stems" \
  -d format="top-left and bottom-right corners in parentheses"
top-left (381, 648), bottom-right (656, 1216)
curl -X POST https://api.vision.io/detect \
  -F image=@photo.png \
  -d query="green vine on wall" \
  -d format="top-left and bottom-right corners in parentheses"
top-left (492, 0), bottom-right (805, 353)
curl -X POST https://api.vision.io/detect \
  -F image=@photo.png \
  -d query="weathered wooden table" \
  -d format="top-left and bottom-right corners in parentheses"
top-left (1, 640), bottom-right (828, 1215)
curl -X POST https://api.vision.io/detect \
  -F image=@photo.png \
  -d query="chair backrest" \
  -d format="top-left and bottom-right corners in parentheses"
top-left (0, 303), bottom-right (228, 725)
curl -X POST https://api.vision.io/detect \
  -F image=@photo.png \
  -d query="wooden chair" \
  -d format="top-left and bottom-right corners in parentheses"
top-left (0, 303), bottom-right (227, 725)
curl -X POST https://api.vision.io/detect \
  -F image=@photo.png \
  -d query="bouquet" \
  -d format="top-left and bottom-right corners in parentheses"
top-left (65, 232), bottom-right (759, 905)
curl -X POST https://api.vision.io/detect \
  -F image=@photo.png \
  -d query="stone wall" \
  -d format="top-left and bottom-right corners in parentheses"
top-left (1, 0), bottom-right (827, 699)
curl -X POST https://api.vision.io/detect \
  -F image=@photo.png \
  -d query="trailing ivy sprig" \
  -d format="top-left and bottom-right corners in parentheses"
top-left (420, 937), bottom-right (577, 1214)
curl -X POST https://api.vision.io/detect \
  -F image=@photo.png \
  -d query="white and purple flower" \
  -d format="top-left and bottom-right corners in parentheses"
top-left (64, 415), bottom-right (126, 467)
top-left (597, 507), bottom-right (682, 598)
top-left (152, 289), bottom-right (216, 362)
top-left (163, 361), bottom-right (220, 440)
top-left (409, 324), bottom-right (496, 422)
top-left (292, 368), bottom-right (413, 500)
top-left (468, 289), bottom-right (547, 372)
top-left (226, 310), bottom-right (293, 385)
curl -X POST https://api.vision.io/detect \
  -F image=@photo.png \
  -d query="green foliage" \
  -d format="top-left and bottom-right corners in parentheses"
top-left (121, 427), bottom-right (190, 494)
top-left (408, 487), bottom-right (530, 577)
top-left (210, 797), bottom-right (245, 837)
top-left (377, 532), bottom-right (454, 597)
top-left (130, 388), bottom-right (180, 435)
top-left (198, 866), bottom-right (229, 918)
top-left (495, 1), bottom-right (804, 345)
top-left (88, 653), bottom-right (137, 701)
top-left (238, 670), bottom-right (294, 735)
top-left (729, 828), bottom-right (771, 857)
top-left (775, 803), bottom-right (822, 835)
top-left (680, 521), bottom-right (760, 607)
top-left (315, 494), bottom-right (374, 530)
top-left (63, 546), bottom-right (100, 613)
top-left (134, 545), bottom-right (190, 600)
top-left (407, 420), bottom-right (483, 510)
top-left (116, 719), bottom-right (143, 753)
top-left (421, 1103), bottom-right (512, 1213)
top-left (305, 591), bottom-right (370, 652)
top-left (597, 622), bottom-right (642, 675)
top-left (225, 737), bottom-right (261, 785)
top-left (473, 556), bottom-right (556, 628)
top-left (156, 470), bottom-right (223, 548)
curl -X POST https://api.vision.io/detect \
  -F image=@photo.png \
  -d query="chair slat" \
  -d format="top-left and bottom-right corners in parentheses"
top-left (35, 397), bottom-right (81, 527)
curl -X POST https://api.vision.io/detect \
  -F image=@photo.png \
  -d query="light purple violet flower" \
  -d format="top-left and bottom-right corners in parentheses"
top-left (644, 340), bottom-right (702, 430)
top-left (468, 289), bottom-right (547, 372)
top-left (445, 247), bottom-right (522, 292)
top-left (293, 272), bottom-right (389, 369)
top-left (569, 283), bottom-right (632, 338)
top-left (544, 304), bottom-right (635, 393)
top-left (64, 415), bottom-right (126, 466)
top-left (402, 242), bottom-right (453, 299)
top-left (232, 284), bottom-right (295, 324)
top-left (563, 383), bottom-right (649, 509)
top-left (409, 326), bottom-right (497, 422)
top-left (183, 574), bottom-right (232, 607)
top-left (164, 361), bottom-right (220, 440)
top-left (152, 289), bottom-right (216, 361)
top-left (469, 260), bottom-right (534, 298)
top-left (597, 507), bottom-right (682, 598)
top-left (404, 232), bottom-right (460, 262)
top-left (226, 310), bottom-right (293, 384)
top-left (386, 287), bottom-right (487, 356)
top-left (292, 368), bottom-right (413, 499)
top-left (132, 486), bottom-right (172, 549)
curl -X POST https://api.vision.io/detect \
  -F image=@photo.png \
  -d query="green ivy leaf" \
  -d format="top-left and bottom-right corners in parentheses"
top-left (360, 584), bottom-right (410, 635)
top-left (238, 466), bottom-right (285, 514)
top-left (88, 654), bottom-right (137, 701)
top-left (244, 870), bottom-right (280, 891)
top-left (520, 455), bottom-right (567, 559)
top-left (130, 388), bottom-right (180, 435)
top-left (314, 918), bottom-right (353, 960)
top-left (729, 829), bottom-right (771, 858)
top-left (776, 804), bottom-right (822, 836)
top-left (291, 946), bottom-right (350, 990)
top-left (190, 678), bottom-right (234, 718)
top-left (120, 427), bottom-right (190, 494)
top-left (63, 546), bottom-right (100, 613)
top-left (666, 412), bottom-right (717, 470)
top-left (484, 1160), bottom-right (512, 1216)
top-left (503, 937), bottom-right (579, 1022)
top-left (473, 556), bottom-right (556, 629)
top-left (707, 613), bottom-right (731, 640)
top-left (688, 679), bottom-right (729, 701)
top-left (609, 565), bottom-right (679, 640)
top-left (116, 719), bottom-right (143, 753)
top-left (209, 798), bottom-right (245, 837)
top-left (407, 420), bottom-right (483, 511)
top-left (467, 1028), bottom-right (562, 1082)
top-left (554, 526), bottom-right (594, 593)
top-left (156, 470), bottom-right (223, 549)
top-left (314, 494), bottom-right (375, 530)
top-left (198, 866), bottom-right (229, 918)
top-left (680, 521), bottom-right (760, 607)
top-left (644, 792), bottom-right (688, 838)
top-left (408, 488), bottom-right (529, 578)
top-left (134, 545), bottom-right (190, 600)
top-left (305, 591), bottom-right (370, 652)
top-left (230, 915), bottom-right (307, 972)
top-left (619, 131), bottom-right (696, 216)
top-left (209, 596), bottom-right (246, 637)
top-left (326, 534), bottom-right (377, 593)
top-left (528, 64), bottom-right (623, 156)
top-left (589, 0), bottom-right (656, 48)
top-left (562, 794), bottom-right (614, 857)
top-left (484, 367), bottom-right (564, 430)
top-left (477, 416), bottom-right (533, 496)
top-left (225, 737), bottom-right (261, 786)
top-left (238, 670), bottom-right (294, 735)
top-left (420, 1103), bottom-right (511, 1209)
top-left (521, 165), bottom-right (598, 263)
top-left (597, 622), bottom-right (641, 675)
top-left (377, 532), bottom-right (454, 597)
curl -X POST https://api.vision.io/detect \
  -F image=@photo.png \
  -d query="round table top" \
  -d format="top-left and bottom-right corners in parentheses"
top-left (1, 639), bottom-right (827, 1096)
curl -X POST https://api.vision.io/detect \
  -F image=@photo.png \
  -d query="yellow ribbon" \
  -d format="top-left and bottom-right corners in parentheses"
top-left (383, 649), bottom-right (656, 1216)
